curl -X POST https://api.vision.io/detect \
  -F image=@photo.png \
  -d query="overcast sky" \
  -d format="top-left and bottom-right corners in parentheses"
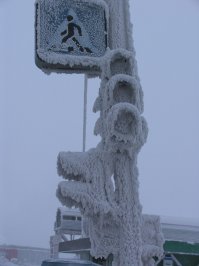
top-left (0, 0), bottom-right (199, 248)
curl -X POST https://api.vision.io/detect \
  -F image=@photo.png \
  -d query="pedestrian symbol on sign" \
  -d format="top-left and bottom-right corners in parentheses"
top-left (61, 15), bottom-right (92, 53)
top-left (35, 0), bottom-right (108, 73)
top-left (48, 10), bottom-right (96, 55)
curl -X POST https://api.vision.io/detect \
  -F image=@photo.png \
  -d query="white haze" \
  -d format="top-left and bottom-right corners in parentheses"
top-left (0, 0), bottom-right (199, 248)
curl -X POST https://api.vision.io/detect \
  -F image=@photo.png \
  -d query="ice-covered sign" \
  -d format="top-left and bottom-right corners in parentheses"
top-left (35, 0), bottom-right (108, 74)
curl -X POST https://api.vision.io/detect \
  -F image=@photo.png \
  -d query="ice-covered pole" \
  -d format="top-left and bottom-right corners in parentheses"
top-left (107, 0), bottom-right (133, 51)
top-left (97, 74), bottom-right (147, 266)
top-left (56, 0), bottom-right (164, 265)
top-left (107, 0), bottom-right (126, 49)
top-left (98, 1), bottom-right (144, 263)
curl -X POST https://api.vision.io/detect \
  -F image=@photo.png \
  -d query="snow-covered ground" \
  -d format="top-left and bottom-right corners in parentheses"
top-left (0, 257), bottom-right (39, 266)
top-left (0, 257), bottom-right (15, 266)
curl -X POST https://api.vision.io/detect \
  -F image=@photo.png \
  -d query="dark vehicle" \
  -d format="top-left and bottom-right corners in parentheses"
top-left (42, 259), bottom-right (100, 266)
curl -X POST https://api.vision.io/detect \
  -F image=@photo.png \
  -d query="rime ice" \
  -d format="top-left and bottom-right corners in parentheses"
top-left (35, 0), bottom-right (164, 265)
top-left (35, 0), bottom-right (109, 73)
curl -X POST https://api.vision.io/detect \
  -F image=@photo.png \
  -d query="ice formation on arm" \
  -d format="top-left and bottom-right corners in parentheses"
top-left (56, 0), bottom-right (164, 265)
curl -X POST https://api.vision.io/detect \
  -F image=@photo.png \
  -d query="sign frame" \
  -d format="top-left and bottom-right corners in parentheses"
top-left (35, 0), bottom-right (109, 74)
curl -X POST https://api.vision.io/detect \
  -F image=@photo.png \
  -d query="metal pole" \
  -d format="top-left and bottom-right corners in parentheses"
top-left (83, 74), bottom-right (88, 152)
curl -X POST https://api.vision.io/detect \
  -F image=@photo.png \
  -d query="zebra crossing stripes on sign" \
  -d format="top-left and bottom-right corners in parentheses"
top-left (35, 0), bottom-right (108, 74)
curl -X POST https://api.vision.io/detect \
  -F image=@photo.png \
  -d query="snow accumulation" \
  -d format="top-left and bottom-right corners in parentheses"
top-left (161, 216), bottom-right (199, 244)
top-left (35, 0), bottom-right (140, 76)
top-left (56, 47), bottom-right (163, 265)
top-left (161, 216), bottom-right (199, 227)
top-left (36, 0), bottom-right (109, 74)
top-left (0, 257), bottom-right (39, 266)
top-left (0, 257), bottom-right (15, 266)
top-left (51, 0), bottom-right (165, 265)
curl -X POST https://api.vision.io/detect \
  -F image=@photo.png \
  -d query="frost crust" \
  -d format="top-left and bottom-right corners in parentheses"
top-left (55, 1), bottom-right (164, 265)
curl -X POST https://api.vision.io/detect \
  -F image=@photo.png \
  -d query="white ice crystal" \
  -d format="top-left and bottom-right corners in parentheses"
top-left (103, 74), bottom-right (144, 113)
top-left (54, 0), bottom-right (164, 265)
top-left (35, 0), bottom-right (110, 74)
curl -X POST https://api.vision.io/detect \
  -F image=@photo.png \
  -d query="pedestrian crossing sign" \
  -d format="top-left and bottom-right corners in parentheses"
top-left (35, 0), bottom-right (108, 74)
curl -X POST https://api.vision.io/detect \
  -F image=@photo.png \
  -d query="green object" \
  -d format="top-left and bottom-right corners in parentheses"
top-left (164, 241), bottom-right (199, 255)
top-left (156, 241), bottom-right (199, 266)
